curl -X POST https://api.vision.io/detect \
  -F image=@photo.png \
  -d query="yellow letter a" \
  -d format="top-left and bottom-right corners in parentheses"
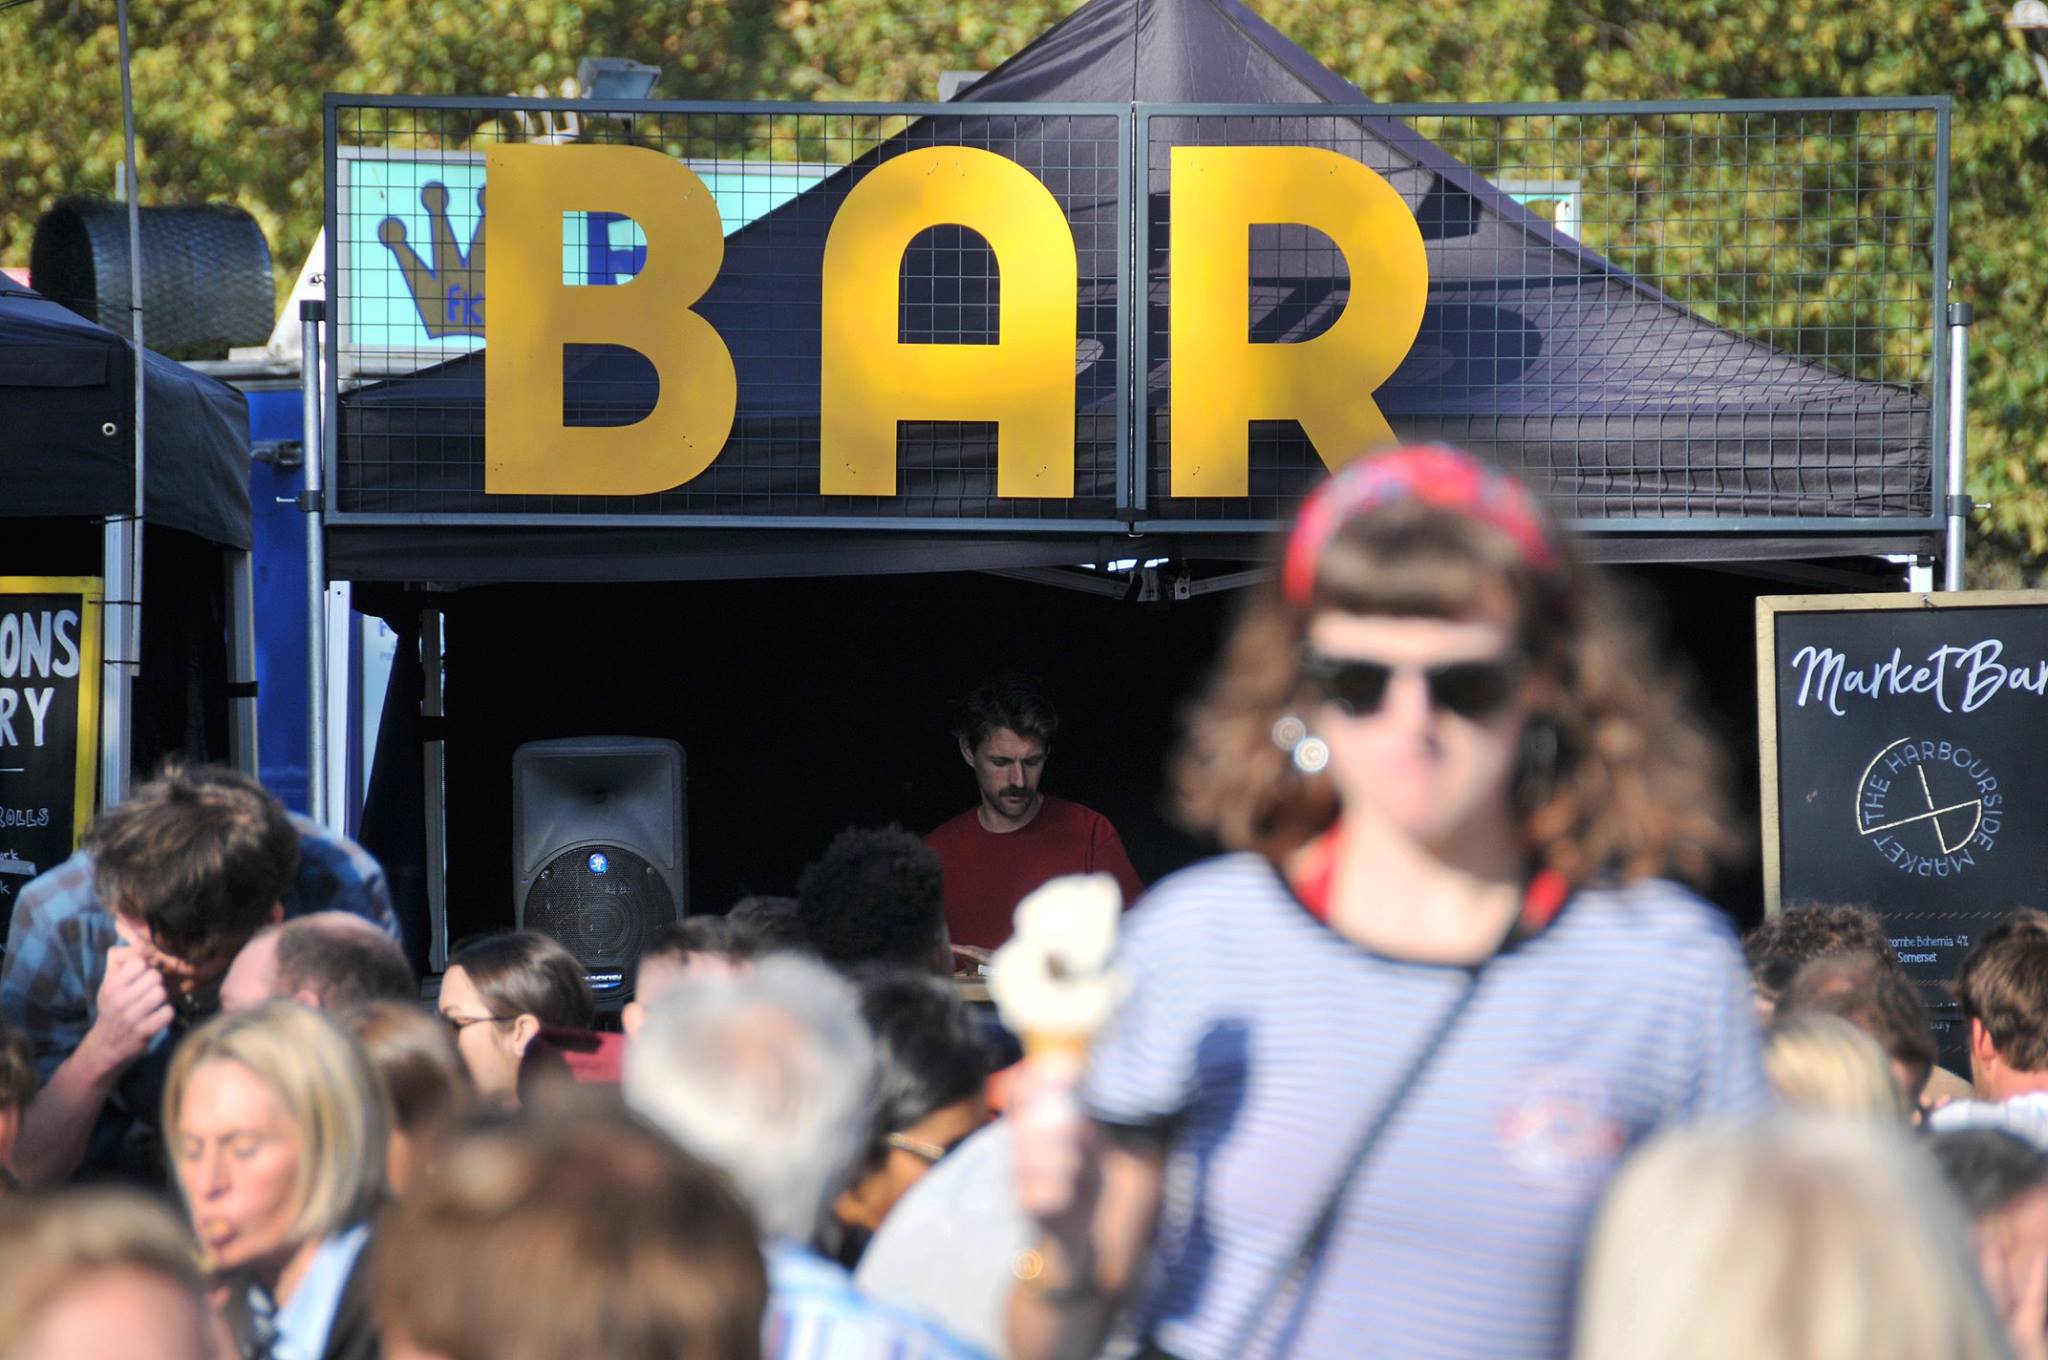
top-left (484, 144), bottom-right (736, 496)
top-left (821, 147), bottom-right (1077, 498)
top-left (1170, 146), bottom-right (1428, 497)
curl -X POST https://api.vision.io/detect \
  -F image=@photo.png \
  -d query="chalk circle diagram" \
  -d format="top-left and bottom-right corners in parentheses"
top-left (1856, 738), bottom-right (1985, 856)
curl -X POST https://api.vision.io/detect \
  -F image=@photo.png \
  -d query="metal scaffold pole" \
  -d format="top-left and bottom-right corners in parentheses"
top-left (301, 300), bottom-right (330, 826)
top-left (1943, 301), bottom-right (1973, 592)
top-left (99, 0), bottom-right (146, 809)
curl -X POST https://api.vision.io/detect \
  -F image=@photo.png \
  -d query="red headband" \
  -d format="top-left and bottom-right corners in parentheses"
top-left (1282, 446), bottom-right (1560, 607)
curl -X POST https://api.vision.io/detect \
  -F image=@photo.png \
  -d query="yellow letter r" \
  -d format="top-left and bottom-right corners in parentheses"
top-left (1169, 146), bottom-right (1428, 498)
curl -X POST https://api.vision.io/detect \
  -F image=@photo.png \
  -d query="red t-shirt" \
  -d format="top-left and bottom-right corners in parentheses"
top-left (924, 795), bottom-right (1144, 950)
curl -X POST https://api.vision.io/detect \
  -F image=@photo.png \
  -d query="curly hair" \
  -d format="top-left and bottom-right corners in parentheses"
top-left (796, 826), bottom-right (946, 971)
top-left (1743, 901), bottom-right (1897, 1004)
top-left (1175, 492), bottom-right (1736, 886)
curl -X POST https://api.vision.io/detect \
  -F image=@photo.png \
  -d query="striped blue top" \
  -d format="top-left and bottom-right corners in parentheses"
top-left (1082, 853), bottom-right (1770, 1360)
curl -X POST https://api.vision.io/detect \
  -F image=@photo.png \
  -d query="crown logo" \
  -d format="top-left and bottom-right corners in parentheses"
top-left (378, 183), bottom-right (486, 339)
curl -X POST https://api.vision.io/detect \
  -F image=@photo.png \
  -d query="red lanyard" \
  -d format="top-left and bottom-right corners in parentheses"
top-left (1289, 824), bottom-right (1570, 942)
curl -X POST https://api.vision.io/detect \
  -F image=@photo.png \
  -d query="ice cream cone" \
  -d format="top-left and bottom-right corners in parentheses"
top-left (1022, 1031), bottom-right (1093, 1064)
top-left (991, 874), bottom-right (1129, 1061)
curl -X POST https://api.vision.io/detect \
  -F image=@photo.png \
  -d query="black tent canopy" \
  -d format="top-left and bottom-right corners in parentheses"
top-left (0, 280), bottom-right (250, 550)
top-left (0, 280), bottom-right (252, 793)
top-left (331, 0), bottom-right (1937, 582)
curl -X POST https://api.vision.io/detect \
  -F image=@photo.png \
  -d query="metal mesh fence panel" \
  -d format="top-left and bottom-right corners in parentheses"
top-left (1137, 103), bottom-right (1943, 529)
top-left (328, 97), bottom-right (1943, 534)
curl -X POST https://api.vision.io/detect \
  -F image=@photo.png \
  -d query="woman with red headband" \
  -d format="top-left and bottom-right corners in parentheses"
top-left (1008, 446), bottom-right (1770, 1360)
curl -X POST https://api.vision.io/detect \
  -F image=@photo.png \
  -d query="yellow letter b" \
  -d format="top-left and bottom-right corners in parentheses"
top-left (820, 147), bottom-right (1077, 498)
top-left (484, 144), bottom-right (736, 496)
top-left (1169, 146), bottom-right (1428, 498)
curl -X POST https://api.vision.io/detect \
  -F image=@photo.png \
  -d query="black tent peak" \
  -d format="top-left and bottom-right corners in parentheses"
top-left (961, 0), bottom-right (1368, 104)
top-left (334, 0), bottom-right (1933, 576)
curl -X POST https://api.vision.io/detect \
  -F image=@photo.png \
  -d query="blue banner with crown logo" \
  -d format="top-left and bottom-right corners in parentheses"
top-left (335, 149), bottom-right (821, 369)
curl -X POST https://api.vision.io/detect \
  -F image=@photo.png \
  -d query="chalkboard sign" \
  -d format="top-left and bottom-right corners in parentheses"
top-left (1758, 590), bottom-right (2048, 993)
top-left (0, 578), bottom-right (102, 919)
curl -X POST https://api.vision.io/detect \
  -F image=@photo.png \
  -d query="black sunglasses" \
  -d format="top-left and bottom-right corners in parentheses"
top-left (1302, 649), bottom-right (1525, 720)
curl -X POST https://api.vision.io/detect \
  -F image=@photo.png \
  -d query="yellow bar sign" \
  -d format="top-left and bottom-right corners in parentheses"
top-left (482, 143), bottom-right (1427, 500)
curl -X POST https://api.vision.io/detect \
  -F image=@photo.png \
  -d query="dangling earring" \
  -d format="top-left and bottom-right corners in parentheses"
top-left (1516, 715), bottom-right (1560, 810)
top-left (1272, 715), bottom-right (1329, 775)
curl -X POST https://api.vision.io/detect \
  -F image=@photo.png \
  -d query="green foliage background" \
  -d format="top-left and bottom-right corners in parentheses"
top-left (2, 0), bottom-right (2044, 571)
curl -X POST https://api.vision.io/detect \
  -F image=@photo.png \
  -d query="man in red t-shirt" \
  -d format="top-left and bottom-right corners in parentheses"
top-left (924, 673), bottom-right (1143, 951)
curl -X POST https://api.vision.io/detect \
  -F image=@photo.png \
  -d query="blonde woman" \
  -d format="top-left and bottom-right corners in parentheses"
top-left (1765, 1011), bottom-right (1910, 1121)
top-left (1577, 1117), bottom-right (2010, 1360)
top-left (164, 1000), bottom-right (390, 1360)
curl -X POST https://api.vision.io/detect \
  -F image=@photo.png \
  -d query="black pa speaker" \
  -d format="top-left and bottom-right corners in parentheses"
top-left (512, 737), bottom-right (685, 1006)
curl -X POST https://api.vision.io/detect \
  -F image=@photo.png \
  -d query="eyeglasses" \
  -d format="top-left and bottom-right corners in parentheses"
top-left (1302, 649), bottom-right (1525, 721)
top-left (885, 1131), bottom-right (965, 1166)
top-left (441, 1012), bottom-right (507, 1033)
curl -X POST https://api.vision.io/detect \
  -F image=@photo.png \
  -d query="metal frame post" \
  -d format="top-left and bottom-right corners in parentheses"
top-left (300, 300), bottom-right (330, 825)
top-left (1944, 300), bottom-right (1973, 591)
top-left (325, 582), bottom-right (353, 832)
top-left (99, 0), bottom-right (147, 811)
top-left (225, 549), bottom-right (259, 773)
top-left (96, 519), bottom-right (135, 809)
top-left (421, 606), bottom-right (449, 971)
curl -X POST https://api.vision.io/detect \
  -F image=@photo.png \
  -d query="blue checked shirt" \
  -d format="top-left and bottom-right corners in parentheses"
top-left (0, 813), bottom-right (398, 1081)
top-left (765, 1240), bottom-right (989, 1360)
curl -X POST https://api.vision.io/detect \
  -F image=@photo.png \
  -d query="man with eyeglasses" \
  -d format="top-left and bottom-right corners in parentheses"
top-left (925, 672), bottom-right (1143, 953)
top-left (0, 765), bottom-right (395, 1186)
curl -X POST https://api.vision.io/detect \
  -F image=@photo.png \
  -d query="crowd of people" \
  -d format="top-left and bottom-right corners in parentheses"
top-left (0, 443), bottom-right (2042, 1359)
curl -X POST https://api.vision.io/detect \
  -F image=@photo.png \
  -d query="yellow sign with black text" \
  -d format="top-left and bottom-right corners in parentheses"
top-left (0, 577), bottom-right (102, 910)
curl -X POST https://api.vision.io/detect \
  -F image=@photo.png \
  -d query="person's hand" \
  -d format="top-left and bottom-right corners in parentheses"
top-left (83, 945), bottom-right (175, 1071)
top-left (1009, 1052), bottom-right (1100, 1255)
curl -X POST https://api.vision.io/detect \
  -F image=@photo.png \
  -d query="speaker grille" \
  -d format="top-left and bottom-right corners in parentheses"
top-left (522, 843), bottom-right (675, 974)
